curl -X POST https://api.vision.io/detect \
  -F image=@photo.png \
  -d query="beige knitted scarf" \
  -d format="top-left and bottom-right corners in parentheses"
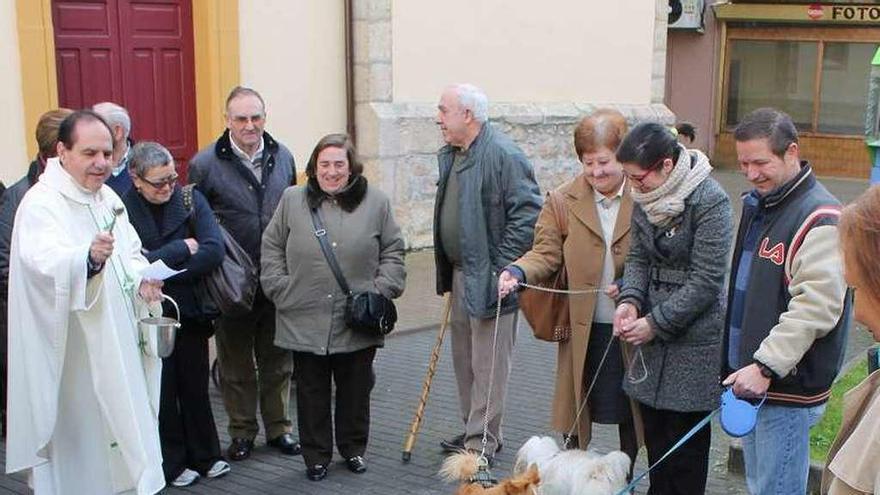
top-left (630, 146), bottom-right (713, 227)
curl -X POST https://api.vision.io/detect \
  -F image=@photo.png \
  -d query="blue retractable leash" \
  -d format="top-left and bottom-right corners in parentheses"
top-left (614, 387), bottom-right (765, 495)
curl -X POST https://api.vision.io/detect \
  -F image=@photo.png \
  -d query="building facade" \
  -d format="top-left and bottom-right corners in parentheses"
top-left (5, 0), bottom-right (672, 247)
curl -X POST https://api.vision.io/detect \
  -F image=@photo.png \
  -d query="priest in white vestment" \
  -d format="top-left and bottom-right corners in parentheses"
top-left (5, 110), bottom-right (165, 494)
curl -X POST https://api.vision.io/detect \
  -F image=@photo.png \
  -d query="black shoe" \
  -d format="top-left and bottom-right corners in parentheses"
top-left (267, 433), bottom-right (302, 455)
top-left (227, 438), bottom-right (254, 461)
top-left (345, 456), bottom-right (367, 474)
top-left (439, 433), bottom-right (465, 452)
top-left (306, 464), bottom-right (328, 481)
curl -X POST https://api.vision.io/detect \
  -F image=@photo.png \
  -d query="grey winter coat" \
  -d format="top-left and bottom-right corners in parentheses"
top-left (261, 177), bottom-right (406, 355)
top-left (434, 123), bottom-right (542, 319)
top-left (618, 176), bottom-right (733, 412)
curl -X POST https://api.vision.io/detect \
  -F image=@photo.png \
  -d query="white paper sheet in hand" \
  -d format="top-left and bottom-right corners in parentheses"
top-left (139, 260), bottom-right (187, 280)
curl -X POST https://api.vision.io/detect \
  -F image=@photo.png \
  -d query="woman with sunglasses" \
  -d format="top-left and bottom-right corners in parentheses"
top-left (122, 141), bottom-right (230, 487)
top-left (612, 122), bottom-right (733, 494)
top-left (822, 185), bottom-right (880, 495)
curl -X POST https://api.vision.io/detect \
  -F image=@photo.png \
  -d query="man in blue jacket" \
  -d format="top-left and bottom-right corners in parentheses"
top-left (189, 86), bottom-right (299, 461)
top-left (433, 84), bottom-right (541, 463)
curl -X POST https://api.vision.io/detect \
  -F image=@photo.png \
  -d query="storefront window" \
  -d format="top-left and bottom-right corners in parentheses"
top-left (819, 42), bottom-right (878, 134)
top-left (726, 40), bottom-right (817, 131)
top-left (725, 37), bottom-right (879, 136)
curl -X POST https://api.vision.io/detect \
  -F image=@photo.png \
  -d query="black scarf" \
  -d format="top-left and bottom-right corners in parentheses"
top-left (306, 174), bottom-right (368, 212)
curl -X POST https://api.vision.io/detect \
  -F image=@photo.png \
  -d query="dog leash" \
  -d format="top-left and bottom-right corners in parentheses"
top-left (614, 407), bottom-right (720, 495)
top-left (512, 282), bottom-right (648, 447)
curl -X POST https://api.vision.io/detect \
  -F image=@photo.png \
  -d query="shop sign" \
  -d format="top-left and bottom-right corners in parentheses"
top-left (828, 5), bottom-right (880, 23)
top-left (714, 3), bottom-right (880, 25)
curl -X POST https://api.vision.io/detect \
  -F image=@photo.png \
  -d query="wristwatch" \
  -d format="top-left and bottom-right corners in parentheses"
top-left (755, 362), bottom-right (774, 379)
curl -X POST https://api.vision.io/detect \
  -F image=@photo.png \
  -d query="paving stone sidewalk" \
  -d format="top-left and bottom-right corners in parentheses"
top-left (0, 170), bottom-right (872, 494)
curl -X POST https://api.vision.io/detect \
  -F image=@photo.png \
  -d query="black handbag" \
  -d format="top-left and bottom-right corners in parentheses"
top-left (308, 207), bottom-right (397, 336)
top-left (183, 185), bottom-right (258, 318)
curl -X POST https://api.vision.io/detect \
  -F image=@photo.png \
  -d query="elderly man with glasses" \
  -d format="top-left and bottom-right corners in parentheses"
top-left (188, 86), bottom-right (299, 462)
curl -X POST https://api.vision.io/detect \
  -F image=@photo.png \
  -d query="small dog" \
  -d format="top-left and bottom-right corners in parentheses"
top-left (440, 450), bottom-right (541, 495)
top-left (513, 436), bottom-right (630, 495)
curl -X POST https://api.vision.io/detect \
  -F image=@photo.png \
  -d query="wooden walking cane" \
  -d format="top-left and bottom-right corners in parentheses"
top-left (401, 293), bottom-right (452, 462)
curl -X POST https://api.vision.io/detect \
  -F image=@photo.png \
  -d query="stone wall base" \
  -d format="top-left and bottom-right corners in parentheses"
top-left (356, 102), bottom-right (675, 249)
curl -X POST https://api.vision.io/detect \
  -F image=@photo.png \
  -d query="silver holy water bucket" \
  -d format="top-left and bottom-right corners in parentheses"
top-left (138, 294), bottom-right (181, 358)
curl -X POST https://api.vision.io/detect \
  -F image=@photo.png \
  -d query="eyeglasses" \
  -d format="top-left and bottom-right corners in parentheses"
top-left (140, 174), bottom-right (179, 189)
top-left (624, 157), bottom-right (668, 184)
top-left (624, 169), bottom-right (653, 183)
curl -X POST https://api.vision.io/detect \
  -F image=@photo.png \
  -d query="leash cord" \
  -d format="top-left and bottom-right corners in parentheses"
top-left (479, 295), bottom-right (504, 460)
top-left (516, 281), bottom-right (607, 295)
top-left (614, 408), bottom-right (720, 495)
top-left (511, 281), bottom-right (649, 444)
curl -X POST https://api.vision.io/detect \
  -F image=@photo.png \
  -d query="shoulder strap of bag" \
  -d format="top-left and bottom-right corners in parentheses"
top-left (308, 207), bottom-right (352, 295)
top-left (549, 189), bottom-right (568, 238)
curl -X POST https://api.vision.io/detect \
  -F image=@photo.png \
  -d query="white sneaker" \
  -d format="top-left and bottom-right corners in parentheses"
top-left (171, 468), bottom-right (200, 487)
top-left (207, 460), bottom-right (231, 479)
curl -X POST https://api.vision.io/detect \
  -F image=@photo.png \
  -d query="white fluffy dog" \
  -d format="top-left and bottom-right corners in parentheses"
top-left (513, 436), bottom-right (630, 495)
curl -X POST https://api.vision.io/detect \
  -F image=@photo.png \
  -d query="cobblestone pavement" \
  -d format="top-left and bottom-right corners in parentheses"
top-left (0, 170), bottom-right (872, 494)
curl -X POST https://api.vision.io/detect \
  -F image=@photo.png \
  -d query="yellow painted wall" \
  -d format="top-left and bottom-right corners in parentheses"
top-left (192, 0), bottom-right (240, 152)
top-left (238, 1), bottom-right (346, 166)
top-left (11, 0), bottom-right (56, 183)
top-left (392, 0), bottom-right (656, 104)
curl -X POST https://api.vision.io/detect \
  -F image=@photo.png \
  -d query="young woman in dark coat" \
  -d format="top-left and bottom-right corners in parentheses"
top-left (122, 141), bottom-right (228, 487)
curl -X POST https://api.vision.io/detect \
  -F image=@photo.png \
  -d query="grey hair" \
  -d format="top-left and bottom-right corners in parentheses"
top-left (93, 102), bottom-right (131, 139)
top-left (129, 141), bottom-right (173, 177)
top-left (453, 83), bottom-right (489, 123)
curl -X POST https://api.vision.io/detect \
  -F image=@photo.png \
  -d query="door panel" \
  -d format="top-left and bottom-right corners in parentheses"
top-left (53, 0), bottom-right (198, 179)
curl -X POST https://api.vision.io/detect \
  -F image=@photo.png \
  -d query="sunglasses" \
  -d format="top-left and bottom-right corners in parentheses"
top-left (140, 174), bottom-right (179, 189)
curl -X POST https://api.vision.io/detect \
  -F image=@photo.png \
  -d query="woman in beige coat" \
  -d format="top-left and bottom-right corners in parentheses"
top-left (498, 109), bottom-right (641, 471)
top-left (822, 185), bottom-right (880, 494)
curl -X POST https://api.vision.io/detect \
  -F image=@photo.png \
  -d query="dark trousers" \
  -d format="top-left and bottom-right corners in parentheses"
top-left (640, 403), bottom-right (712, 495)
top-left (293, 347), bottom-right (376, 467)
top-left (159, 318), bottom-right (223, 480)
top-left (215, 295), bottom-right (293, 440)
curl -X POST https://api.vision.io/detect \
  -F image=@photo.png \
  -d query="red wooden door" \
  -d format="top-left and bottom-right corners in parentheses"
top-left (52, 0), bottom-right (198, 179)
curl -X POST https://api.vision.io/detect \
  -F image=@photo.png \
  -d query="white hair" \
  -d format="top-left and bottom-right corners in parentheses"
top-left (453, 83), bottom-right (489, 123)
top-left (93, 101), bottom-right (131, 139)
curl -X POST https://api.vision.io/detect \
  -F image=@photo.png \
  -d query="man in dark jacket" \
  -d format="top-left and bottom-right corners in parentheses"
top-left (722, 108), bottom-right (851, 494)
top-left (433, 84), bottom-right (541, 461)
top-left (188, 86), bottom-right (299, 461)
top-left (0, 108), bottom-right (72, 437)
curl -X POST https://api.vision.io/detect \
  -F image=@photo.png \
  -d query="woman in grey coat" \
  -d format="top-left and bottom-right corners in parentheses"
top-left (613, 123), bottom-right (733, 495)
top-left (261, 134), bottom-right (405, 482)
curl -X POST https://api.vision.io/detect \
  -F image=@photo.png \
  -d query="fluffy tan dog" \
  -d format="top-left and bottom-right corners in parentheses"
top-left (440, 450), bottom-right (541, 495)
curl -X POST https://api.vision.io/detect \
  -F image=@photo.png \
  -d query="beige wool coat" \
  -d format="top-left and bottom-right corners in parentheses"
top-left (514, 175), bottom-right (643, 446)
top-left (822, 369), bottom-right (880, 494)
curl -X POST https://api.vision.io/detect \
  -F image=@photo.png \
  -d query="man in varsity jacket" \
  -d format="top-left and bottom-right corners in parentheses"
top-left (722, 107), bottom-right (852, 495)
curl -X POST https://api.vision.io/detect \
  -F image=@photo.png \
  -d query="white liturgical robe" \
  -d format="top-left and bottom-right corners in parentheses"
top-left (5, 158), bottom-right (164, 494)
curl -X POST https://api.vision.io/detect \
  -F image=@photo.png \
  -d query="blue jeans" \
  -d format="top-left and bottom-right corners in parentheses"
top-left (742, 403), bottom-right (825, 495)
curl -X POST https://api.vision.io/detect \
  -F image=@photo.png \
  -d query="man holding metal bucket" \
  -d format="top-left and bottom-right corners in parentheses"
top-left (5, 110), bottom-right (166, 494)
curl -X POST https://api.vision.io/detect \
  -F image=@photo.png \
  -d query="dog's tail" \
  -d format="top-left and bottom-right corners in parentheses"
top-left (438, 451), bottom-right (481, 482)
